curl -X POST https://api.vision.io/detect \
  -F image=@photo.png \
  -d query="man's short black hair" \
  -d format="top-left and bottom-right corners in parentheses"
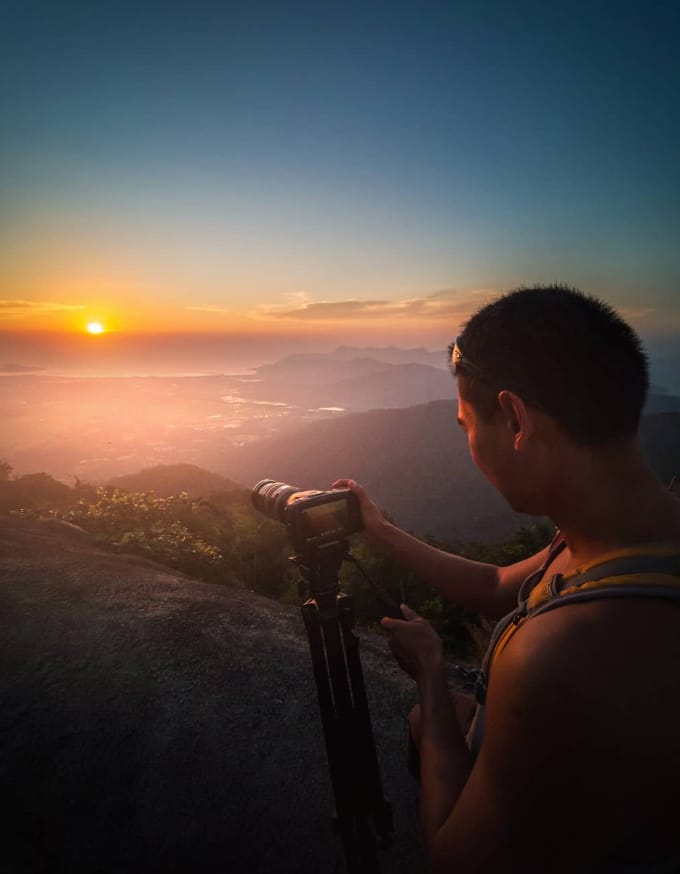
top-left (452, 284), bottom-right (649, 446)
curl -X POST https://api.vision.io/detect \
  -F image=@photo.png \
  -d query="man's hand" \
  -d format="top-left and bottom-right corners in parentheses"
top-left (380, 604), bottom-right (445, 683)
top-left (331, 478), bottom-right (389, 542)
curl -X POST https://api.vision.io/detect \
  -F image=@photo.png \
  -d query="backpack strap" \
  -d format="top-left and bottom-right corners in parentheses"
top-left (475, 548), bottom-right (680, 705)
top-left (560, 552), bottom-right (680, 590)
top-left (474, 533), bottom-right (566, 704)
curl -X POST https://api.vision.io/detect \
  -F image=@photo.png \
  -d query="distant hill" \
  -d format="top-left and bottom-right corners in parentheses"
top-left (254, 354), bottom-right (391, 386)
top-left (260, 345), bottom-right (446, 370)
top-left (290, 361), bottom-right (456, 412)
top-left (326, 345), bottom-right (446, 367)
top-left (108, 463), bottom-right (241, 497)
top-left (214, 402), bottom-right (680, 543)
top-left (0, 471), bottom-right (73, 513)
top-left (248, 356), bottom-right (455, 411)
top-left (246, 353), bottom-right (680, 416)
top-left (218, 400), bottom-right (533, 542)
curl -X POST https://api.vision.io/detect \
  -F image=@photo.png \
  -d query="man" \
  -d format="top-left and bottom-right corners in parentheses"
top-left (334, 285), bottom-right (680, 873)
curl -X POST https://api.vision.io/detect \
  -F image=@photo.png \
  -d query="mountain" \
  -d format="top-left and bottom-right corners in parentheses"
top-left (108, 463), bottom-right (240, 497)
top-left (310, 362), bottom-right (456, 411)
top-left (218, 400), bottom-right (533, 542)
top-left (331, 345), bottom-right (447, 367)
top-left (214, 403), bottom-right (680, 544)
top-left (254, 354), bottom-right (391, 386)
top-left (247, 356), bottom-right (455, 411)
top-left (246, 351), bottom-right (680, 417)
top-left (259, 345), bottom-right (447, 369)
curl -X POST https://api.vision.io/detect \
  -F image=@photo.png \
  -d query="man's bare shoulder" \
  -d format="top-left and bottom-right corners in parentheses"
top-left (492, 595), bottom-right (680, 792)
top-left (500, 595), bottom-right (680, 700)
top-left (471, 597), bottom-right (680, 863)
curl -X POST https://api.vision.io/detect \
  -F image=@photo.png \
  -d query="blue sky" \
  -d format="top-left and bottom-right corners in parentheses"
top-left (1, 0), bottom-right (679, 376)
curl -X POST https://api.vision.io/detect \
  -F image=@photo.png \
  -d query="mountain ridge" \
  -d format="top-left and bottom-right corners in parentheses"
top-left (203, 401), bottom-right (680, 542)
top-left (108, 463), bottom-right (240, 497)
top-left (248, 356), bottom-right (455, 411)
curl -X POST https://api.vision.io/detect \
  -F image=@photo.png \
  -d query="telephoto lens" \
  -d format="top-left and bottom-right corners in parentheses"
top-left (251, 479), bottom-right (299, 522)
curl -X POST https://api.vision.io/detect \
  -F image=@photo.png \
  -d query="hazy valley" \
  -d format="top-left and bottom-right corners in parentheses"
top-left (0, 347), bottom-right (455, 483)
top-left (3, 346), bottom-right (679, 543)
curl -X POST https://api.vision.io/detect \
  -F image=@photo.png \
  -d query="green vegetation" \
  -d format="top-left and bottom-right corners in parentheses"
top-left (0, 461), bottom-right (553, 662)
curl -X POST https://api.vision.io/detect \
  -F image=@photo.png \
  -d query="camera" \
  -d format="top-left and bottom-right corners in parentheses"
top-left (251, 479), bottom-right (362, 556)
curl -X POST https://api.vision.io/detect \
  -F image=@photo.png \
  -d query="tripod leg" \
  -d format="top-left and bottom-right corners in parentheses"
top-left (337, 598), bottom-right (394, 846)
top-left (302, 598), bottom-right (392, 873)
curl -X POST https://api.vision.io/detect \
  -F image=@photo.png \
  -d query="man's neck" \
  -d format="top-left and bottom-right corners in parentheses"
top-left (545, 440), bottom-right (680, 566)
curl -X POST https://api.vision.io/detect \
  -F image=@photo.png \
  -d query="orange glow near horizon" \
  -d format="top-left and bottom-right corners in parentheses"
top-left (0, 285), bottom-right (469, 347)
top-left (1, 313), bottom-right (455, 351)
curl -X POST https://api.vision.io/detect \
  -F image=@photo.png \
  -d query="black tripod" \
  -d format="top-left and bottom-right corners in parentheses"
top-left (294, 541), bottom-right (394, 874)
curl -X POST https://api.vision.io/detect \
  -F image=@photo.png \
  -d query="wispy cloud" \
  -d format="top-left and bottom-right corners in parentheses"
top-left (0, 300), bottom-right (85, 319)
top-left (271, 299), bottom-right (392, 319)
top-left (261, 288), bottom-right (496, 323)
top-left (185, 305), bottom-right (230, 313)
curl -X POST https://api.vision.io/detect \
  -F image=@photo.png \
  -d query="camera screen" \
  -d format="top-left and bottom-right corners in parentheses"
top-left (297, 497), bottom-right (350, 538)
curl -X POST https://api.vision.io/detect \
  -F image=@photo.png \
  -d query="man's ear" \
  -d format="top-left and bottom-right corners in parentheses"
top-left (497, 390), bottom-right (534, 450)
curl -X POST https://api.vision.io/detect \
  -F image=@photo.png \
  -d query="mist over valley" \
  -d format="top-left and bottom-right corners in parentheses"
top-left (0, 347), bottom-right (454, 482)
top-left (2, 347), bottom-right (679, 542)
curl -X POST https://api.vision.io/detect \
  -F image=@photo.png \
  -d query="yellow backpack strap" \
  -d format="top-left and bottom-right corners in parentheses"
top-left (477, 550), bottom-right (680, 705)
top-left (558, 552), bottom-right (680, 591)
top-left (474, 534), bottom-right (567, 704)
top-left (529, 553), bottom-right (680, 620)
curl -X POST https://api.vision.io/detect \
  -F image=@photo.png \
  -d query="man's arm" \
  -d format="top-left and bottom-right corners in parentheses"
top-left (334, 478), bottom-right (555, 618)
top-left (419, 613), bottom-right (622, 873)
top-left (416, 663), bottom-right (474, 839)
top-left (380, 604), bottom-right (475, 834)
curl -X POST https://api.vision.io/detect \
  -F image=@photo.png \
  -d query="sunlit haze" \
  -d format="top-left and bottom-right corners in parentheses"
top-left (1, 1), bottom-right (679, 486)
top-left (3, 2), bottom-right (679, 371)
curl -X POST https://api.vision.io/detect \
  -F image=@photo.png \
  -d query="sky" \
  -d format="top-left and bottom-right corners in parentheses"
top-left (1, 0), bottom-right (679, 377)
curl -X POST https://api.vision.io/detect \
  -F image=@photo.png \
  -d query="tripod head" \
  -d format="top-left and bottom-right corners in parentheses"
top-left (291, 539), bottom-right (351, 614)
top-left (292, 539), bottom-right (403, 622)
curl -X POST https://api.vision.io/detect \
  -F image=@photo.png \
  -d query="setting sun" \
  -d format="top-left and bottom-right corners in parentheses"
top-left (86, 322), bottom-right (105, 335)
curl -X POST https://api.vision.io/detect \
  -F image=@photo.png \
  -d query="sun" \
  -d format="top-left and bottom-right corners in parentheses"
top-left (86, 322), bottom-right (105, 335)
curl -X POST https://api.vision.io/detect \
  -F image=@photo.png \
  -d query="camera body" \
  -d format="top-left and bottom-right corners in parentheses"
top-left (251, 479), bottom-right (362, 556)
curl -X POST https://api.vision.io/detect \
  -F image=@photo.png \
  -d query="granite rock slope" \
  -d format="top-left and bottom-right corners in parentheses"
top-left (0, 515), bottom-right (427, 874)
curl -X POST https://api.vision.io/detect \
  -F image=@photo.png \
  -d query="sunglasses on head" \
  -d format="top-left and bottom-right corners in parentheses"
top-left (448, 335), bottom-right (484, 380)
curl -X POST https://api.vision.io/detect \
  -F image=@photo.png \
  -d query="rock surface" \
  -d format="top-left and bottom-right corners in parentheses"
top-left (0, 515), bottom-right (428, 873)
